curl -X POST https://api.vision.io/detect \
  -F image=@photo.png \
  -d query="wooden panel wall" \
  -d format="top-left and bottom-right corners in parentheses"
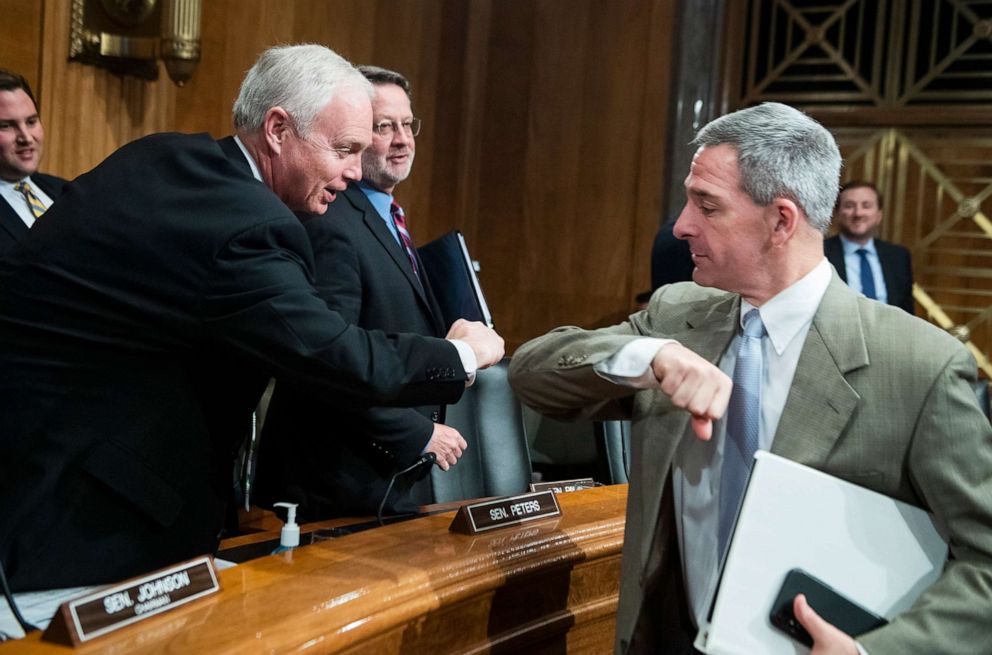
top-left (2, 0), bottom-right (676, 351)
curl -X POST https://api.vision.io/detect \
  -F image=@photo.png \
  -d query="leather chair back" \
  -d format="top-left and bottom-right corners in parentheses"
top-left (598, 420), bottom-right (631, 484)
top-left (431, 359), bottom-right (532, 502)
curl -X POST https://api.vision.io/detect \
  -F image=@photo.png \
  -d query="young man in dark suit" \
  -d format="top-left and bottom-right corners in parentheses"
top-left (256, 66), bottom-right (464, 520)
top-left (0, 69), bottom-right (66, 257)
top-left (824, 180), bottom-right (915, 313)
top-left (0, 45), bottom-right (503, 592)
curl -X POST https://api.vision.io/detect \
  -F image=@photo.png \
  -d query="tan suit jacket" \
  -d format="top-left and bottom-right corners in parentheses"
top-left (509, 274), bottom-right (992, 655)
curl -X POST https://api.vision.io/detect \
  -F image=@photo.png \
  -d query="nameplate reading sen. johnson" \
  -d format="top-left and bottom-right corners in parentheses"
top-left (43, 556), bottom-right (220, 646)
top-left (530, 477), bottom-right (596, 494)
top-left (449, 490), bottom-right (561, 535)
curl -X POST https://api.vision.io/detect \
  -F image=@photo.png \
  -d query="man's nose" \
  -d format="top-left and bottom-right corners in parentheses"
top-left (343, 153), bottom-right (362, 181)
top-left (673, 206), bottom-right (693, 238)
top-left (392, 126), bottom-right (412, 148)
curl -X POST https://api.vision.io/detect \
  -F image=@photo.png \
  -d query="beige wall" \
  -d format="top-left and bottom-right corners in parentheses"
top-left (2, 0), bottom-right (677, 351)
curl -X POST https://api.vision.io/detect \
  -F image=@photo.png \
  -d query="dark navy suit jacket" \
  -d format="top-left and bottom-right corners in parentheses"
top-left (0, 135), bottom-right (465, 591)
top-left (824, 235), bottom-right (915, 313)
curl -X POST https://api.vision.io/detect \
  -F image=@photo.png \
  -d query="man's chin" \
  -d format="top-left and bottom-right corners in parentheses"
top-left (690, 269), bottom-right (717, 288)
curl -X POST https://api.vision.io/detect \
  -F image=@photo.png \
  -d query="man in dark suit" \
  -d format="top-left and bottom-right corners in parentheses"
top-left (509, 103), bottom-right (992, 654)
top-left (256, 66), bottom-right (464, 520)
top-left (0, 45), bottom-right (503, 592)
top-left (824, 180), bottom-right (914, 313)
top-left (0, 69), bottom-right (67, 257)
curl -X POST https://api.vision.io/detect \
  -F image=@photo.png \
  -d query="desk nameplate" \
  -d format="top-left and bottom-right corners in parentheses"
top-left (43, 555), bottom-right (220, 646)
top-left (449, 491), bottom-right (561, 535)
top-left (529, 477), bottom-right (596, 494)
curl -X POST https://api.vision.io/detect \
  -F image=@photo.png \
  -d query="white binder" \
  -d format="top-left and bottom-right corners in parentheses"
top-left (694, 451), bottom-right (948, 655)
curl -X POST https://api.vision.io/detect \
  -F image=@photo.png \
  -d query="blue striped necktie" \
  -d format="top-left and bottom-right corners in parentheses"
top-left (718, 308), bottom-right (766, 556)
top-left (14, 181), bottom-right (46, 220)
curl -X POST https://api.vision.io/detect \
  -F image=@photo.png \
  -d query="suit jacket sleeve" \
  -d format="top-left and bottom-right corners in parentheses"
top-left (509, 309), bottom-right (668, 422)
top-left (308, 214), bottom-right (435, 465)
top-left (201, 214), bottom-right (466, 410)
top-left (859, 347), bottom-right (992, 655)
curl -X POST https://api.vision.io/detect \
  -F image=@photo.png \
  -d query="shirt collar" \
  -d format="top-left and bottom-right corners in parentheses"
top-left (357, 181), bottom-right (394, 221)
top-left (0, 176), bottom-right (31, 191)
top-left (233, 136), bottom-right (263, 182)
top-left (740, 258), bottom-right (832, 356)
top-left (839, 234), bottom-right (876, 256)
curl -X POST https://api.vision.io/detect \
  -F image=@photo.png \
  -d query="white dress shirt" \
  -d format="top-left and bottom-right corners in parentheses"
top-left (0, 177), bottom-right (55, 228)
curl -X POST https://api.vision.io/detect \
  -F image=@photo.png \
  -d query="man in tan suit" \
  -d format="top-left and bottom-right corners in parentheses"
top-left (508, 103), bottom-right (992, 655)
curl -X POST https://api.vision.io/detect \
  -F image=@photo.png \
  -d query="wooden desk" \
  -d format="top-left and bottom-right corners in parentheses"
top-left (2, 485), bottom-right (627, 654)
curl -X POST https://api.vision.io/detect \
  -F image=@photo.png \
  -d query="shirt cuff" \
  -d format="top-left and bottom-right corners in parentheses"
top-left (449, 339), bottom-right (477, 386)
top-left (856, 642), bottom-right (869, 655)
top-left (593, 337), bottom-right (675, 388)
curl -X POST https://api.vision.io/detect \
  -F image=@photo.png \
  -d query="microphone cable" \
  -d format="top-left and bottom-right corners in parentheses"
top-left (0, 558), bottom-right (37, 640)
top-left (377, 452), bottom-right (437, 527)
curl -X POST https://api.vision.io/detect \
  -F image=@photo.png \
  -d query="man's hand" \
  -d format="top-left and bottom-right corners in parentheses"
top-left (650, 342), bottom-right (732, 440)
top-left (446, 319), bottom-right (504, 369)
top-left (794, 594), bottom-right (860, 655)
top-left (424, 423), bottom-right (468, 471)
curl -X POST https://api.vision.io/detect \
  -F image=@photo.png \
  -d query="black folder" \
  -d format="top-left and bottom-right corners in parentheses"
top-left (417, 230), bottom-right (493, 328)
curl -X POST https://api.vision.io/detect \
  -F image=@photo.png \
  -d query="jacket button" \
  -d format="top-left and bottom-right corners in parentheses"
top-left (431, 411), bottom-right (440, 422)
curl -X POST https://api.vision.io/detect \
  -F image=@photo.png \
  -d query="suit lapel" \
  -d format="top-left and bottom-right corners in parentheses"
top-left (874, 241), bottom-right (900, 299)
top-left (33, 173), bottom-right (66, 200)
top-left (771, 275), bottom-right (865, 468)
top-left (347, 186), bottom-right (433, 311)
top-left (0, 197), bottom-right (29, 242)
top-left (682, 294), bottom-right (740, 360)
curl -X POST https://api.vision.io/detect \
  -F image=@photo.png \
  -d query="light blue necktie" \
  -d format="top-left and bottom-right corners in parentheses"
top-left (718, 308), bottom-right (765, 556)
top-left (857, 248), bottom-right (877, 300)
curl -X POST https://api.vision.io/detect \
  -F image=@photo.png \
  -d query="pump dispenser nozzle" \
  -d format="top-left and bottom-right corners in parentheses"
top-left (272, 502), bottom-right (300, 550)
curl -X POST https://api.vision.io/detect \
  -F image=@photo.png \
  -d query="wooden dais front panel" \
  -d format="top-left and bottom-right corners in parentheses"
top-left (1, 486), bottom-right (627, 655)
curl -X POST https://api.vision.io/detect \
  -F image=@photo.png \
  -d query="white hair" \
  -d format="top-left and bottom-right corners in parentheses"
top-left (232, 44), bottom-right (372, 139)
top-left (693, 102), bottom-right (842, 233)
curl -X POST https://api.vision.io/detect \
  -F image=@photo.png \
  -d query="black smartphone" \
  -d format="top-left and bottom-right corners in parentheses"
top-left (769, 568), bottom-right (888, 647)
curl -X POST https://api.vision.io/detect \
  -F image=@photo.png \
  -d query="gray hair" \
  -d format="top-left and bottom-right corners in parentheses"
top-left (233, 44), bottom-right (372, 139)
top-left (356, 65), bottom-right (412, 100)
top-left (693, 102), bottom-right (841, 233)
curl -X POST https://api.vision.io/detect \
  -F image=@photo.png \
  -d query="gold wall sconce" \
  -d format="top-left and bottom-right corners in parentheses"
top-left (69, 0), bottom-right (202, 86)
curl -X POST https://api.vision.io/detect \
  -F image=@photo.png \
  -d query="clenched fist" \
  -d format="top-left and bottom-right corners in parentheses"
top-left (651, 342), bottom-right (732, 440)
top-left (446, 319), bottom-right (504, 369)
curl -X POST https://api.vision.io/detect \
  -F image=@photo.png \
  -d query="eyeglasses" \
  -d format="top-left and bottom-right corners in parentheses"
top-left (372, 117), bottom-right (422, 138)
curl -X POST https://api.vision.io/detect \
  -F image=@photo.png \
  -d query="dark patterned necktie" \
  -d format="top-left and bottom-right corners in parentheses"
top-left (14, 181), bottom-right (46, 220)
top-left (390, 201), bottom-right (419, 276)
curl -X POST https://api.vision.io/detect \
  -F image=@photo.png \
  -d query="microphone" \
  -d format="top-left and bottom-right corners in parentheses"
top-left (0, 558), bottom-right (38, 640)
top-left (377, 452), bottom-right (437, 527)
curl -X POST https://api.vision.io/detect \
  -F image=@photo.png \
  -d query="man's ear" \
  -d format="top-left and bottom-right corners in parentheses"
top-left (262, 107), bottom-right (292, 156)
top-left (769, 197), bottom-right (801, 246)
